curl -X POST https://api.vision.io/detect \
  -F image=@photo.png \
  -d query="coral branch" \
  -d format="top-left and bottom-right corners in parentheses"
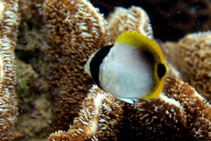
top-left (0, 0), bottom-right (19, 140)
top-left (43, 0), bottom-right (106, 130)
top-left (48, 77), bottom-right (211, 140)
top-left (48, 85), bottom-right (124, 140)
top-left (45, 2), bottom-right (210, 140)
top-left (106, 6), bottom-right (153, 44)
top-left (161, 31), bottom-right (211, 98)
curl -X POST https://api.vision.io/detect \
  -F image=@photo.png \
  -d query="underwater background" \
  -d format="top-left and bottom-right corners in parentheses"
top-left (0, 0), bottom-right (210, 140)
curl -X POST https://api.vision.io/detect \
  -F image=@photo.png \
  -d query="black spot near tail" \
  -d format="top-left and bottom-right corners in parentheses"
top-left (157, 63), bottom-right (166, 79)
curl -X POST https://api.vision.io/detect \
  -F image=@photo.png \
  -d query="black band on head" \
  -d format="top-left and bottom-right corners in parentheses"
top-left (157, 63), bottom-right (166, 79)
top-left (90, 45), bottom-right (112, 88)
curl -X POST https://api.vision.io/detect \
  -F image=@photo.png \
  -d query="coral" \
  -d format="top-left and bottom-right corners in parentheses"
top-left (48, 77), bottom-right (211, 140)
top-left (161, 31), bottom-right (211, 99)
top-left (47, 2), bottom-right (210, 140)
top-left (48, 85), bottom-right (124, 141)
top-left (6, 0), bottom-right (209, 140)
top-left (106, 6), bottom-right (153, 44)
top-left (122, 77), bottom-right (211, 140)
top-left (90, 0), bottom-right (211, 41)
top-left (0, 0), bottom-right (19, 140)
top-left (43, 0), bottom-right (106, 130)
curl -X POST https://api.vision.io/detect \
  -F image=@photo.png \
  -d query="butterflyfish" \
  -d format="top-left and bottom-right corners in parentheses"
top-left (84, 31), bottom-right (168, 104)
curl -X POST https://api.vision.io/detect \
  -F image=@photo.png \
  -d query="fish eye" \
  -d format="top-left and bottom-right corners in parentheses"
top-left (157, 63), bottom-right (166, 79)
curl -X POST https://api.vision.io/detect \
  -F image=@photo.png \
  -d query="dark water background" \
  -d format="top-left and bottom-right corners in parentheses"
top-left (90, 0), bottom-right (211, 41)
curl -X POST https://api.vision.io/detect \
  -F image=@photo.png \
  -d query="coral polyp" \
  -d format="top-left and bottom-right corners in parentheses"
top-left (106, 6), bottom-right (153, 44)
top-left (162, 31), bottom-right (211, 98)
top-left (0, 0), bottom-right (19, 140)
top-left (48, 77), bottom-right (211, 140)
top-left (43, 0), bottom-right (106, 130)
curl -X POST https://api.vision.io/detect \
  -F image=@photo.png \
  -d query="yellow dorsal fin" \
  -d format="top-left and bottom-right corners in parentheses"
top-left (116, 31), bottom-right (149, 47)
top-left (115, 31), bottom-right (165, 63)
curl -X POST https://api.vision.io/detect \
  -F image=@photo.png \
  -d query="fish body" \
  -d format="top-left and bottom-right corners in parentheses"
top-left (85, 31), bottom-right (168, 104)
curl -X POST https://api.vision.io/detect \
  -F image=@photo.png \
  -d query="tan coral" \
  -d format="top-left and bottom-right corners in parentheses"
top-left (0, 0), bottom-right (19, 140)
top-left (43, 0), bottom-right (106, 130)
top-left (161, 31), bottom-right (211, 98)
top-left (106, 6), bottom-right (153, 44)
top-left (48, 85), bottom-right (124, 141)
top-left (48, 77), bottom-right (211, 140)
top-left (122, 77), bottom-right (211, 140)
top-left (46, 2), bottom-right (211, 140)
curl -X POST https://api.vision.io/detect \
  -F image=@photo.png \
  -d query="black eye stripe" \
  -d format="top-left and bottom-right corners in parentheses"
top-left (157, 63), bottom-right (166, 79)
top-left (90, 45), bottom-right (112, 88)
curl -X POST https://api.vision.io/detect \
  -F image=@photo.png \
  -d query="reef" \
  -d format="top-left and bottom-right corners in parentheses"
top-left (49, 85), bottom-right (124, 140)
top-left (18, 0), bottom-right (44, 29)
top-left (17, 0), bottom-right (45, 73)
top-left (0, 0), bottom-right (19, 140)
top-left (161, 31), bottom-right (211, 101)
top-left (48, 77), bottom-right (211, 140)
top-left (8, 0), bottom-right (210, 140)
top-left (43, 0), bottom-right (106, 130)
top-left (15, 58), bottom-right (53, 140)
top-left (106, 6), bottom-right (153, 44)
top-left (46, 1), bottom-right (211, 140)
